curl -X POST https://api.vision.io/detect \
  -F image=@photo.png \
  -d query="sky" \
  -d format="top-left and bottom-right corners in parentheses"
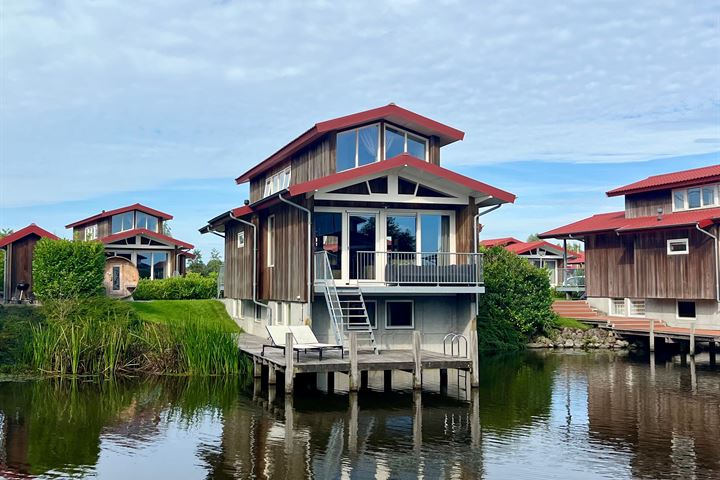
top-left (1, 0), bottom-right (719, 257)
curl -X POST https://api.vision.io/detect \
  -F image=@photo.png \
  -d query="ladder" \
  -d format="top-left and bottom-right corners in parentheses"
top-left (315, 252), bottom-right (378, 354)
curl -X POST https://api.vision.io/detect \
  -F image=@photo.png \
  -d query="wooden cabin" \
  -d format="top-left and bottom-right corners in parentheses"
top-left (66, 204), bottom-right (195, 297)
top-left (479, 237), bottom-right (584, 289)
top-left (0, 224), bottom-right (59, 302)
top-left (540, 165), bottom-right (720, 329)
top-left (201, 104), bottom-right (517, 352)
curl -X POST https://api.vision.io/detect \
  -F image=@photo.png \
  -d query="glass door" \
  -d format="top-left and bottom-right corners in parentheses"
top-left (349, 214), bottom-right (377, 280)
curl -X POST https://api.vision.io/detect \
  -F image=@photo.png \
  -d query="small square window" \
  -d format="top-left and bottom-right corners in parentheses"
top-left (84, 224), bottom-right (97, 241)
top-left (667, 238), bottom-right (689, 255)
top-left (237, 231), bottom-right (245, 248)
top-left (677, 301), bottom-right (696, 319)
top-left (386, 300), bottom-right (414, 329)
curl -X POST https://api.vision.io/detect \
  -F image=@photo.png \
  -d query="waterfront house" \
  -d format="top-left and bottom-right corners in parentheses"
top-left (479, 237), bottom-right (584, 288)
top-left (66, 203), bottom-right (195, 297)
top-left (540, 164), bottom-right (720, 329)
top-left (0, 224), bottom-right (59, 302)
top-left (201, 104), bottom-right (516, 351)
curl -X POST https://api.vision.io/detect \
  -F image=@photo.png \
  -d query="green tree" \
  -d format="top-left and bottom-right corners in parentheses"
top-left (205, 248), bottom-right (223, 277)
top-left (526, 233), bottom-right (541, 242)
top-left (186, 248), bottom-right (206, 275)
top-left (0, 228), bottom-right (13, 293)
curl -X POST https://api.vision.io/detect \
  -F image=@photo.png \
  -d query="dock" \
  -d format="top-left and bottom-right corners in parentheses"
top-left (239, 331), bottom-right (479, 394)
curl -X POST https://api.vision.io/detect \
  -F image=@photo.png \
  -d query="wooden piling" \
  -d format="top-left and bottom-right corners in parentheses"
top-left (649, 319), bottom-right (655, 352)
top-left (348, 392), bottom-right (359, 454)
top-left (689, 322), bottom-right (696, 356)
top-left (412, 331), bottom-right (422, 390)
top-left (253, 358), bottom-right (262, 378)
top-left (285, 332), bottom-right (294, 394)
top-left (268, 366), bottom-right (277, 385)
top-left (470, 329), bottom-right (480, 388)
top-left (349, 332), bottom-right (359, 392)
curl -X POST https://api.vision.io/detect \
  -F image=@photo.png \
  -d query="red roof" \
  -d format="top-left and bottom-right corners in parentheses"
top-left (287, 154), bottom-right (517, 204)
top-left (66, 203), bottom-right (173, 229)
top-left (101, 228), bottom-right (194, 250)
top-left (235, 104), bottom-right (465, 184)
top-left (606, 164), bottom-right (720, 197)
top-left (479, 237), bottom-right (521, 247)
top-left (0, 224), bottom-right (59, 248)
top-left (540, 208), bottom-right (720, 238)
top-left (568, 252), bottom-right (585, 264)
top-left (504, 240), bottom-right (565, 256)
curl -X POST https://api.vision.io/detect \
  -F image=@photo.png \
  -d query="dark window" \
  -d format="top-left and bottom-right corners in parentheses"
top-left (137, 253), bottom-right (151, 279)
top-left (416, 184), bottom-right (452, 198)
top-left (398, 177), bottom-right (417, 195)
top-left (677, 301), bottom-right (696, 319)
top-left (687, 188), bottom-right (701, 209)
top-left (368, 177), bottom-right (388, 194)
top-left (386, 216), bottom-right (416, 252)
top-left (153, 252), bottom-right (167, 279)
top-left (314, 212), bottom-right (342, 279)
top-left (329, 182), bottom-right (370, 195)
top-left (387, 301), bottom-right (413, 328)
top-left (112, 266), bottom-right (121, 291)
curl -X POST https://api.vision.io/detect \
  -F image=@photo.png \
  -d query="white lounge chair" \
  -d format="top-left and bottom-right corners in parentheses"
top-left (262, 325), bottom-right (343, 361)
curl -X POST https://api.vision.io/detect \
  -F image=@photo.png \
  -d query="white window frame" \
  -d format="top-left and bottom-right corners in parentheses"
top-left (628, 299), bottom-right (646, 317)
top-left (263, 167), bottom-right (292, 198)
top-left (336, 123), bottom-right (381, 172)
top-left (84, 224), bottom-right (97, 241)
top-left (267, 215), bottom-right (275, 267)
top-left (671, 183), bottom-right (719, 212)
top-left (385, 299), bottom-right (415, 330)
top-left (384, 124), bottom-right (429, 161)
top-left (610, 298), bottom-right (626, 317)
top-left (237, 230), bottom-right (245, 248)
top-left (676, 300), bottom-right (696, 320)
top-left (667, 238), bottom-right (689, 256)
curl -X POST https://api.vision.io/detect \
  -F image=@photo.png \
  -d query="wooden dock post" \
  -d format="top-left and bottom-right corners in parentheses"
top-left (253, 358), bottom-right (262, 378)
top-left (412, 331), bottom-right (422, 390)
top-left (689, 322), bottom-right (696, 356)
top-left (349, 332), bottom-right (359, 392)
top-left (285, 332), bottom-right (294, 394)
top-left (268, 366), bottom-right (277, 385)
top-left (383, 370), bottom-right (392, 392)
top-left (412, 390), bottom-right (422, 454)
top-left (348, 391), bottom-right (359, 454)
top-left (327, 372), bottom-right (335, 393)
top-left (649, 319), bottom-right (655, 352)
top-left (469, 329), bottom-right (480, 388)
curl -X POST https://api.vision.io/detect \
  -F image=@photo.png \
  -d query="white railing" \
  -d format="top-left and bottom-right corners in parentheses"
top-left (355, 251), bottom-right (483, 286)
top-left (558, 268), bottom-right (585, 288)
top-left (314, 251), bottom-right (344, 345)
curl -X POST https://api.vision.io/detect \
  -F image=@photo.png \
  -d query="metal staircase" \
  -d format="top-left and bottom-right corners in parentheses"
top-left (314, 252), bottom-right (378, 354)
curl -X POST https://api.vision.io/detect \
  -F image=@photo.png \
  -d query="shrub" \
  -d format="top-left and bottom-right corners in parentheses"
top-left (478, 246), bottom-right (558, 349)
top-left (32, 239), bottom-right (105, 301)
top-left (132, 273), bottom-right (217, 300)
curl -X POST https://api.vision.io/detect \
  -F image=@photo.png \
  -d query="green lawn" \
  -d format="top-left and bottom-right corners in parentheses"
top-left (130, 300), bottom-right (240, 332)
top-left (556, 316), bottom-right (591, 331)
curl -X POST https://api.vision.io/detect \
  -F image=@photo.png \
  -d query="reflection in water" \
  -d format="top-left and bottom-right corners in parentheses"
top-left (1, 351), bottom-right (718, 479)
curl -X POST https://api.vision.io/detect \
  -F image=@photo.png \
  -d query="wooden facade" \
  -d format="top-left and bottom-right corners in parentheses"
top-left (455, 197), bottom-right (478, 254)
top-left (624, 190), bottom-right (673, 219)
top-left (223, 221), bottom-right (255, 300)
top-left (585, 226), bottom-right (717, 300)
top-left (4, 236), bottom-right (40, 300)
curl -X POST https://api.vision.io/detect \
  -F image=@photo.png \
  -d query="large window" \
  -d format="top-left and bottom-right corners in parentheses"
top-left (420, 214), bottom-right (450, 264)
top-left (386, 215), bottom-right (416, 252)
top-left (314, 212), bottom-right (342, 279)
top-left (673, 183), bottom-right (719, 211)
top-left (111, 212), bottom-right (134, 234)
top-left (384, 125), bottom-right (427, 160)
top-left (136, 252), bottom-right (168, 279)
top-left (136, 212), bottom-right (158, 232)
top-left (263, 167), bottom-right (291, 198)
top-left (336, 124), bottom-right (380, 172)
top-left (349, 214), bottom-right (376, 279)
top-left (386, 300), bottom-right (414, 329)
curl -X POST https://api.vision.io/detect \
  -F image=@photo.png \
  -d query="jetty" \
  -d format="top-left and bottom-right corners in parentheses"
top-left (239, 330), bottom-right (480, 394)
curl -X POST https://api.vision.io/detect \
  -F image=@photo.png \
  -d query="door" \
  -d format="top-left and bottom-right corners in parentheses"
top-left (349, 213), bottom-right (377, 280)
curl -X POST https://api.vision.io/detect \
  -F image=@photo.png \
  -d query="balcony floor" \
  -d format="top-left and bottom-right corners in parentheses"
top-left (314, 282), bottom-right (484, 295)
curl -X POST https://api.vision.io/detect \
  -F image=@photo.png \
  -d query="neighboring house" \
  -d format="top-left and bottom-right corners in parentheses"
top-left (66, 203), bottom-right (195, 297)
top-left (0, 224), bottom-right (59, 302)
top-left (479, 237), bottom-right (584, 288)
top-left (540, 164), bottom-right (720, 329)
top-left (201, 104), bottom-right (516, 351)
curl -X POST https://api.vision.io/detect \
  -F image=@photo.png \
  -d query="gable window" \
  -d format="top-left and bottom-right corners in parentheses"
top-left (677, 301), bottom-right (696, 319)
top-left (386, 300), bottom-right (414, 329)
top-left (384, 125), bottom-right (427, 160)
top-left (264, 167), bottom-right (291, 198)
top-left (667, 238), bottom-right (689, 255)
top-left (267, 215), bottom-right (275, 267)
top-left (672, 183), bottom-right (719, 211)
top-left (136, 212), bottom-right (158, 232)
top-left (111, 212), bottom-right (134, 234)
top-left (84, 225), bottom-right (97, 241)
top-left (336, 124), bottom-right (380, 172)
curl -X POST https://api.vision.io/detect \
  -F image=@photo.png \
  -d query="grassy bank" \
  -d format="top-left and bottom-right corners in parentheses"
top-left (556, 316), bottom-right (591, 330)
top-left (0, 299), bottom-right (248, 377)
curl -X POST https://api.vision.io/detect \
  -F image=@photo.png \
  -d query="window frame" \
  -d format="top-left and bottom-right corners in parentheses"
top-left (676, 300), bottom-right (696, 320)
top-left (263, 167), bottom-right (292, 198)
top-left (383, 124), bottom-right (429, 161)
top-left (111, 211), bottom-right (135, 234)
top-left (666, 238), bottom-right (689, 256)
top-left (267, 215), bottom-right (275, 267)
top-left (628, 298), bottom-right (646, 317)
top-left (84, 224), bottom-right (98, 241)
top-left (385, 299), bottom-right (415, 330)
top-left (672, 183), bottom-right (719, 211)
top-left (336, 123), bottom-right (381, 172)
top-left (610, 298), bottom-right (626, 316)
top-left (237, 230), bottom-right (245, 249)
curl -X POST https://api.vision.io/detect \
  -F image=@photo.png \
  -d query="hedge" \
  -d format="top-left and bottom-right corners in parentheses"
top-left (132, 273), bottom-right (217, 300)
top-left (32, 239), bottom-right (106, 301)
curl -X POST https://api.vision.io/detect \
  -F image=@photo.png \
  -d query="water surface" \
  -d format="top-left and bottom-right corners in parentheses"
top-left (1, 350), bottom-right (718, 479)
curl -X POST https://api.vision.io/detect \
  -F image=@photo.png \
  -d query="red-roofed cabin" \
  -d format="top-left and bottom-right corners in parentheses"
top-left (1, 224), bottom-right (59, 302)
top-left (479, 237), bottom-right (584, 288)
top-left (201, 104), bottom-right (515, 351)
top-left (540, 164), bottom-right (720, 329)
top-left (66, 204), bottom-right (194, 297)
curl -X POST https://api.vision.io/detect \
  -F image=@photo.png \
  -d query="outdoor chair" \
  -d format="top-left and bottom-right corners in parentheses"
top-left (262, 325), bottom-right (344, 361)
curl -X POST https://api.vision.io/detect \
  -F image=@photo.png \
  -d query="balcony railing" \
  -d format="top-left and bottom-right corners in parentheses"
top-left (355, 251), bottom-right (483, 286)
top-left (558, 268), bottom-right (585, 288)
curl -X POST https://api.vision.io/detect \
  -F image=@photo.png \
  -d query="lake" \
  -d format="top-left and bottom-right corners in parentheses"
top-left (1, 350), bottom-right (718, 479)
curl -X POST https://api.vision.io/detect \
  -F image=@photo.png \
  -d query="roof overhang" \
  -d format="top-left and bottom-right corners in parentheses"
top-left (0, 224), bottom-right (59, 249)
top-left (235, 104), bottom-right (465, 184)
top-left (102, 228), bottom-right (193, 250)
top-left (66, 203), bottom-right (173, 229)
top-left (606, 164), bottom-right (720, 197)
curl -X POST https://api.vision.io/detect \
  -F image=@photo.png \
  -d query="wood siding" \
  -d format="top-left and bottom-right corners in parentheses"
top-left (429, 135), bottom-right (441, 165)
top-left (6, 235), bottom-right (40, 299)
top-left (224, 221), bottom-right (255, 300)
top-left (586, 226), bottom-right (717, 300)
top-left (624, 190), bottom-right (673, 218)
top-left (456, 197), bottom-right (478, 254)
